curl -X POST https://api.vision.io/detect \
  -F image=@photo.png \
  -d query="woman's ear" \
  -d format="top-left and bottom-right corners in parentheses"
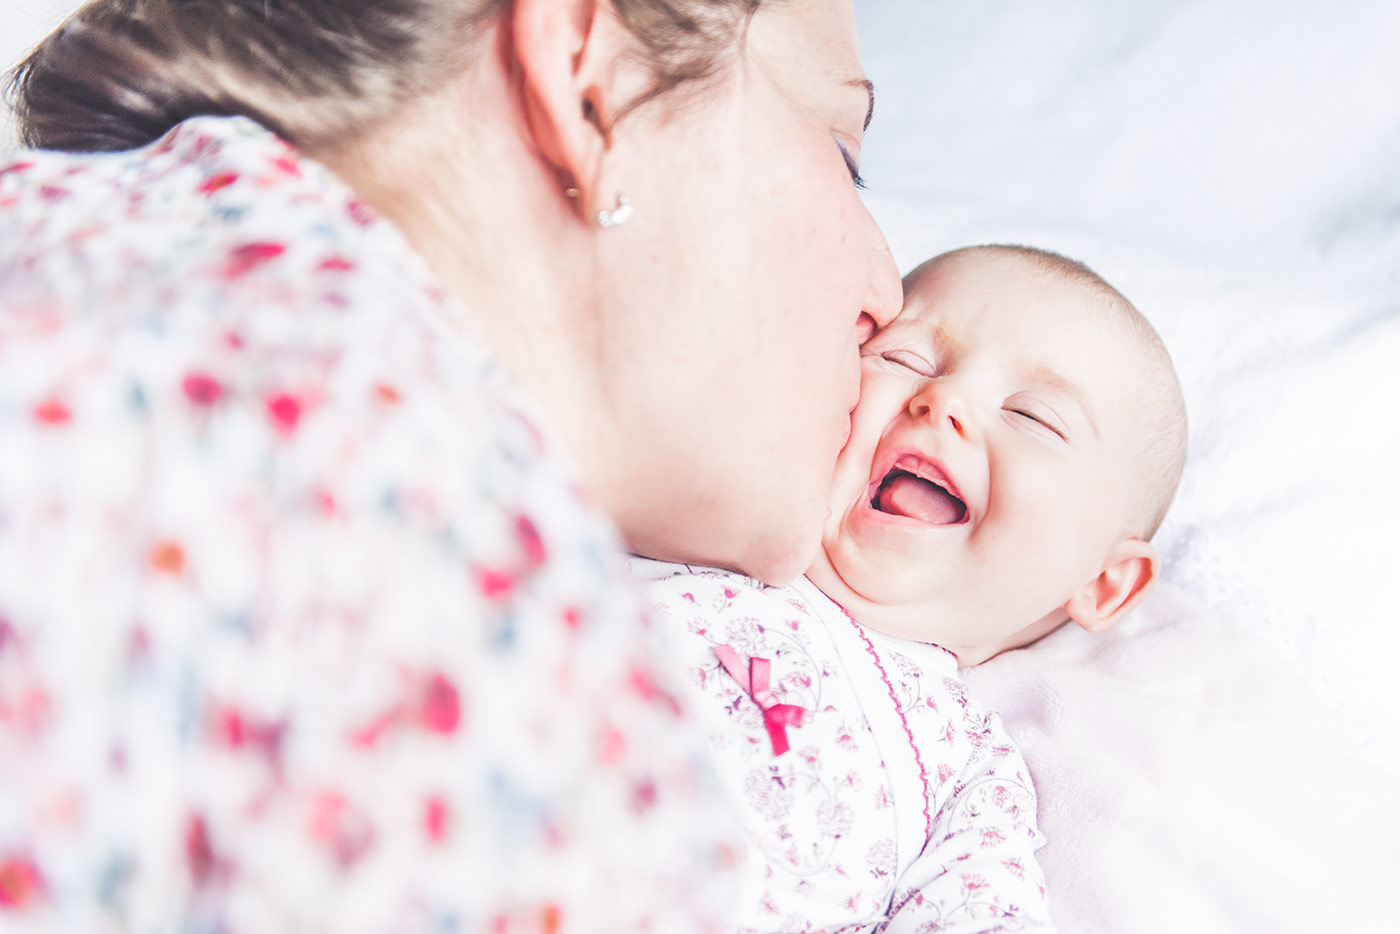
top-left (1065, 538), bottom-right (1160, 634)
top-left (510, 0), bottom-right (645, 197)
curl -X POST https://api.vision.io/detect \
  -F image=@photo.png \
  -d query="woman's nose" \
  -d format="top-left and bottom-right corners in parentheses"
top-left (861, 209), bottom-right (902, 332)
top-left (855, 312), bottom-right (877, 344)
top-left (909, 381), bottom-right (973, 439)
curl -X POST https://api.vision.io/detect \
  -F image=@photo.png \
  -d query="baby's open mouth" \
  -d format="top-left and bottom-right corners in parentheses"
top-left (870, 457), bottom-right (968, 525)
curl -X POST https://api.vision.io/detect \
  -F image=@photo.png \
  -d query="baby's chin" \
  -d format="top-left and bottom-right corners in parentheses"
top-left (805, 554), bottom-right (943, 645)
top-left (805, 533), bottom-right (955, 643)
top-left (805, 533), bottom-right (886, 623)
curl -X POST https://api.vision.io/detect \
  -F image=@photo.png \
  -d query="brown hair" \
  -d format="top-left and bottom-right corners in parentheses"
top-left (6, 0), bottom-right (763, 153)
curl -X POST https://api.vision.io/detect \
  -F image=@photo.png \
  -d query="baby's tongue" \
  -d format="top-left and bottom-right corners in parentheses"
top-left (877, 475), bottom-right (966, 524)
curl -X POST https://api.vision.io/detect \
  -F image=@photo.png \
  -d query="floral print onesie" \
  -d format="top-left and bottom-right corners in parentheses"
top-left (633, 560), bottom-right (1054, 933)
top-left (0, 116), bottom-right (737, 933)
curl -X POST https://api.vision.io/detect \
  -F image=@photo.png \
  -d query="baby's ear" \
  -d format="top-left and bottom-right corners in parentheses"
top-left (1065, 538), bottom-right (1160, 634)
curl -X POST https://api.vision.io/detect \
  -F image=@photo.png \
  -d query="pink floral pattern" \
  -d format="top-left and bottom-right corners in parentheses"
top-left (0, 117), bottom-right (737, 933)
top-left (637, 561), bottom-right (1053, 933)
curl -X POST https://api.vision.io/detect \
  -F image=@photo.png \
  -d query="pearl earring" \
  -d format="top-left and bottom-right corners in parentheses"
top-left (596, 194), bottom-right (633, 229)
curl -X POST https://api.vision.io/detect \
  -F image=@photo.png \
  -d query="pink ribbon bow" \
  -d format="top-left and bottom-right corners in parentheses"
top-left (714, 644), bottom-right (807, 757)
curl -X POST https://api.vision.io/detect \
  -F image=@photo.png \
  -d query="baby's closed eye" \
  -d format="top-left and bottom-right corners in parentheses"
top-left (1003, 397), bottom-right (1067, 440)
top-left (874, 349), bottom-right (936, 377)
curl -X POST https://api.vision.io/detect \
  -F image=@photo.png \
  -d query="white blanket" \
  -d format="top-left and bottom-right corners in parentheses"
top-left (5, 1), bottom-right (1398, 929)
top-left (854, 1), bottom-right (1400, 930)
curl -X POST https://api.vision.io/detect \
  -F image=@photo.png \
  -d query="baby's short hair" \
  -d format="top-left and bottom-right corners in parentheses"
top-left (935, 244), bottom-right (1188, 539)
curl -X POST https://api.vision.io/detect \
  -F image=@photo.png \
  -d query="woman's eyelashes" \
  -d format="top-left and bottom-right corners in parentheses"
top-left (835, 140), bottom-right (866, 189)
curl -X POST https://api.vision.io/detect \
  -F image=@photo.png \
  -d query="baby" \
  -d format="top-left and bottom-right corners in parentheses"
top-left (633, 244), bottom-right (1187, 933)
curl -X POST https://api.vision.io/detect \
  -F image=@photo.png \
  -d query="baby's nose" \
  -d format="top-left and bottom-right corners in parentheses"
top-left (910, 383), bottom-right (973, 439)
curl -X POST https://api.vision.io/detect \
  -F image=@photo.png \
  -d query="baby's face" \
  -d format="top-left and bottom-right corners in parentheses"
top-left (808, 250), bottom-right (1149, 663)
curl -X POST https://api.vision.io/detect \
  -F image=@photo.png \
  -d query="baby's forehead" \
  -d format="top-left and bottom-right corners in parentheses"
top-left (896, 257), bottom-right (1155, 420)
top-left (909, 247), bottom-right (1106, 302)
top-left (898, 252), bottom-right (1117, 346)
top-left (894, 247), bottom-right (1185, 534)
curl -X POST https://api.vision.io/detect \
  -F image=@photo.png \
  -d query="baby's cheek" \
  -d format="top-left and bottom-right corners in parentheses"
top-left (832, 378), bottom-right (900, 496)
top-left (828, 419), bottom-right (877, 507)
top-left (843, 383), bottom-right (892, 463)
top-left (996, 468), bottom-right (1066, 535)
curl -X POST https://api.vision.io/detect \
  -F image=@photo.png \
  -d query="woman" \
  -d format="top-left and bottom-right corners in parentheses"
top-left (0, 0), bottom-right (899, 929)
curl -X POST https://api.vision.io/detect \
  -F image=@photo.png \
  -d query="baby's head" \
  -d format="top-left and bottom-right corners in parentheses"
top-left (807, 245), bottom-right (1187, 666)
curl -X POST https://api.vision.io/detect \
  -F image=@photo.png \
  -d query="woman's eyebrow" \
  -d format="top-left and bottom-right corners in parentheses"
top-left (846, 78), bottom-right (875, 131)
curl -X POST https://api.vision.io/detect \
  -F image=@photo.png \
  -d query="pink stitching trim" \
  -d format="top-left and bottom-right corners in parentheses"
top-left (842, 612), bottom-right (934, 843)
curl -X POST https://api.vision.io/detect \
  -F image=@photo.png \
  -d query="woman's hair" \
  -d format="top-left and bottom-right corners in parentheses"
top-left (6, 0), bottom-right (763, 153)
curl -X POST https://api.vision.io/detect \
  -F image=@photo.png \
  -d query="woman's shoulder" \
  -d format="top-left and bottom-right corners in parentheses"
top-left (0, 114), bottom-right (636, 648)
top-left (3, 116), bottom-right (438, 321)
top-left (2, 114), bottom-right (535, 476)
top-left (0, 122), bottom-right (744, 932)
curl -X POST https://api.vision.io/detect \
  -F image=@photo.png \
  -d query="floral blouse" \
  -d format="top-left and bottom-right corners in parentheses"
top-left (633, 560), bottom-right (1053, 933)
top-left (0, 116), bottom-right (738, 932)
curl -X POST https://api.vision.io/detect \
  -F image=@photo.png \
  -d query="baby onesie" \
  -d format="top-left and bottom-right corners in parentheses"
top-left (634, 559), bottom-right (1054, 933)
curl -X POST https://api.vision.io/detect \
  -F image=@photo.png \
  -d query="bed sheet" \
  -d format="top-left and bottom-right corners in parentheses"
top-left (853, 1), bottom-right (1400, 930)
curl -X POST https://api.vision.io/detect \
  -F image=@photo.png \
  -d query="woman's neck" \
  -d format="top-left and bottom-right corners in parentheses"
top-left (316, 70), bottom-right (627, 519)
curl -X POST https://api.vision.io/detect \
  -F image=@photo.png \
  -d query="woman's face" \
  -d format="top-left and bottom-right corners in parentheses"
top-left (597, 0), bottom-right (901, 582)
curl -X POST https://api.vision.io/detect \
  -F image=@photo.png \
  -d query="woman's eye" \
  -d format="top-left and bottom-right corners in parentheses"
top-left (836, 140), bottom-right (866, 190)
top-left (879, 349), bottom-right (935, 377)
